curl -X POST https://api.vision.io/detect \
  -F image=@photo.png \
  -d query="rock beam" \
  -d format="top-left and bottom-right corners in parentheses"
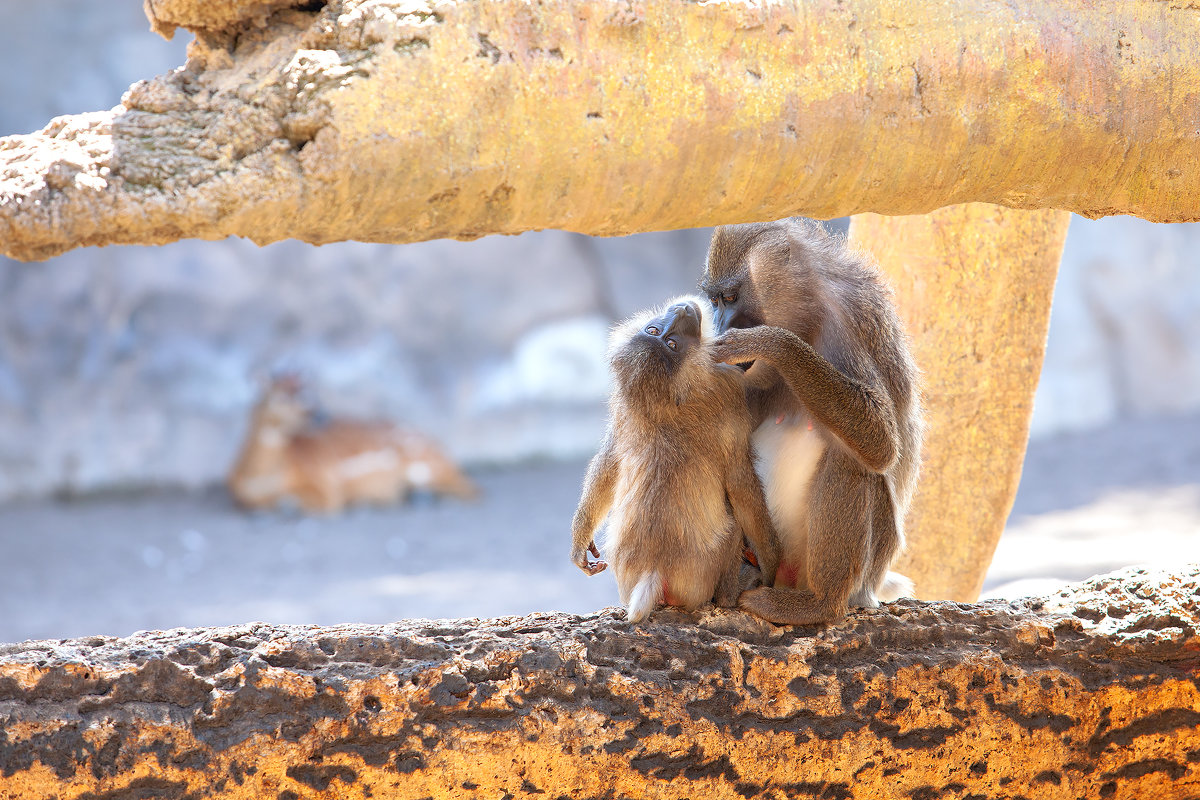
top-left (2, 0), bottom-right (1200, 260)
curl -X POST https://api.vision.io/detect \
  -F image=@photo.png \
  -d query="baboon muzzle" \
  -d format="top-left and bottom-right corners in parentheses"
top-left (660, 301), bottom-right (700, 339)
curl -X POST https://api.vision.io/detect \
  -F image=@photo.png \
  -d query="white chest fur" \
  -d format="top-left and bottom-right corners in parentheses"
top-left (753, 418), bottom-right (827, 559)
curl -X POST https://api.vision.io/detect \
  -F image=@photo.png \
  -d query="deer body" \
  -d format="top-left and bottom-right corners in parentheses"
top-left (229, 380), bottom-right (477, 513)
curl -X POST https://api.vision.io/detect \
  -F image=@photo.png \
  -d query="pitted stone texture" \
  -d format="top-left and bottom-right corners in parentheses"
top-left (0, 565), bottom-right (1197, 799)
top-left (4, 0), bottom-right (1200, 261)
top-left (144, 0), bottom-right (310, 39)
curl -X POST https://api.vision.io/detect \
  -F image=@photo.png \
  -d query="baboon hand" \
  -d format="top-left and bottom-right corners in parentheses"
top-left (572, 541), bottom-right (608, 576)
top-left (712, 327), bottom-right (768, 366)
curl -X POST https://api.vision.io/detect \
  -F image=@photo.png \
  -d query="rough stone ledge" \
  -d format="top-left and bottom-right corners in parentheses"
top-left (3, 0), bottom-right (1200, 261)
top-left (0, 566), bottom-right (1197, 799)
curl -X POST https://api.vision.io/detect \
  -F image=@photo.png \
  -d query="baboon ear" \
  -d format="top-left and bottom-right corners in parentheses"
top-left (784, 220), bottom-right (814, 267)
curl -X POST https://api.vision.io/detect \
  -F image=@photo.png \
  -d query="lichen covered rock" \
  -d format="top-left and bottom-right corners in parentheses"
top-left (144, 0), bottom-right (311, 39)
top-left (0, 566), bottom-right (1196, 799)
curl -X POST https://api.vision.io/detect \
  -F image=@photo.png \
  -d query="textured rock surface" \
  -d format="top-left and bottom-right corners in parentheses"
top-left (144, 0), bottom-right (310, 40)
top-left (851, 206), bottom-right (1071, 602)
top-left (3, 0), bottom-right (1200, 261)
top-left (0, 565), bottom-right (1197, 799)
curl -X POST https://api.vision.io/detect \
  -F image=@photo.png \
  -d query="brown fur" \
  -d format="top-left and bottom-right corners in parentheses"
top-left (700, 218), bottom-right (924, 625)
top-left (570, 297), bottom-right (780, 623)
top-left (228, 376), bottom-right (478, 513)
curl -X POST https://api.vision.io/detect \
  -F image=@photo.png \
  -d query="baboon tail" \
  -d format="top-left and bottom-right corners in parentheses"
top-left (877, 571), bottom-right (915, 602)
top-left (627, 571), bottom-right (662, 623)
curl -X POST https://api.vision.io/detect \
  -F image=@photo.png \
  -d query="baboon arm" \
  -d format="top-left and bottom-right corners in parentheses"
top-left (714, 326), bottom-right (898, 473)
top-left (571, 433), bottom-right (619, 575)
top-left (725, 452), bottom-right (780, 585)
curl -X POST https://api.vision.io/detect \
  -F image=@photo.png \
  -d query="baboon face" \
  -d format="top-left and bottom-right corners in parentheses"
top-left (703, 220), bottom-right (824, 377)
top-left (611, 299), bottom-right (706, 389)
top-left (700, 223), bottom-right (783, 334)
top-left (701, 224), bottom-right (784, 372)
top-left (639, 299), bottom-right (702, 359)
top-left (707, 272), bottom-right (764, 337)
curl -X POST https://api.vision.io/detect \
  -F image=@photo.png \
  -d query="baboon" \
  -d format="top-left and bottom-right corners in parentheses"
top-left (570, 297), bottom-right (780, 622)
top-left (700, 218), bottom-right (922, 625)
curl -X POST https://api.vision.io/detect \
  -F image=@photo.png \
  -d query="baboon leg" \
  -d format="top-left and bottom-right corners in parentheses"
top-left (848, 475), bottom-right (901, 606)
top-left (713, 521), bottom-right (745, 608)
top-left (741, 453), bottom-right (872, 625)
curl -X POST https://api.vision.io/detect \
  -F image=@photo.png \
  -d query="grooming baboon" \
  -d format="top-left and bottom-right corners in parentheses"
top-left (570, 297), bottom-right (780, 623)
top-left (700, 218), bottom-right (922, 625)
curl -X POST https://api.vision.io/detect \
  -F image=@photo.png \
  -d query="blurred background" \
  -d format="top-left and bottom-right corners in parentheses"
top-left (0, 1), bottom-right (1197, 642)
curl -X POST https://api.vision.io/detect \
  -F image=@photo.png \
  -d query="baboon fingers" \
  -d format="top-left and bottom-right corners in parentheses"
top-left (571, 543), bottom-right (607, 576)
top-left (713, 581), bottom-right (740, 608)
top-left (755, 549), bottom-right (779, 586)
top-left (710, 328), bottom-right (765, 365)
top-left (738, 561), bottom-right (765, 593)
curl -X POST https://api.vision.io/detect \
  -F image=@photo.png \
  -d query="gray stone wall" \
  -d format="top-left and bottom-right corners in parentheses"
top-left (0, 230), bottom-right (712, 498)
top-left (1031, 216), bottom-right (1200, 437)
top-left (1, 1), bottom-right (1199, 501)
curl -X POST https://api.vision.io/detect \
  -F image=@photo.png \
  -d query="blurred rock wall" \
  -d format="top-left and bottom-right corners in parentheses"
top-left (0, 230), bottom-right (709, 498)
top-left (1, 1), bottom-right (1198, 500)
top-left (1030, 217), bottom-right (1200, 438)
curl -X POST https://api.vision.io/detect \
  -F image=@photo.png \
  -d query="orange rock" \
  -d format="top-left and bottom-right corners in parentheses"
top-left (0, 566), bottom-right (1196, 799)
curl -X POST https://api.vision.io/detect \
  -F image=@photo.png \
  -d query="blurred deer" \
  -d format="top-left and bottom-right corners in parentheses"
top-left (229, 374), bottom-right (479, 513)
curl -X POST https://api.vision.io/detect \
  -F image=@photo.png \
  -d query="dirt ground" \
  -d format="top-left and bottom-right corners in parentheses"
top-left (1, 414), bottom-right (1198, 644)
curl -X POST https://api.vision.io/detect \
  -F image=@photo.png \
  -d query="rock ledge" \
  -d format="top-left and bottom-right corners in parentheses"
top-left (0, 566), bottom-right (1197, 799)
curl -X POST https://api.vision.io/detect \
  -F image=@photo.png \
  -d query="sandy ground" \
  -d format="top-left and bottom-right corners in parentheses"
top-left (1, 415), bottom-right (1198, 643)
top-left (981, 413), bottom-right (1200, 598)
